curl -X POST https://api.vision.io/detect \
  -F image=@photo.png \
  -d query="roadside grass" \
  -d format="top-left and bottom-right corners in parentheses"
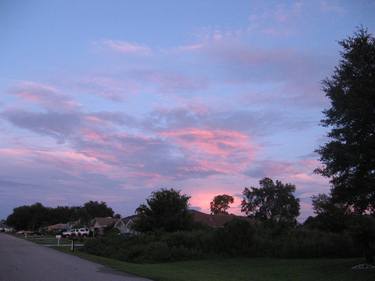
top-left (24, 235), bottom-right (70, 245)
top-left (52, 247), bottom-right (375, 281)
top-left (18, 234), bottom-right (83, 247)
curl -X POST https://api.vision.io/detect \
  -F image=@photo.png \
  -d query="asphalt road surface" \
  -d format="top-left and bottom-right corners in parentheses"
top-left (0, 233), bottom-right (152, 281)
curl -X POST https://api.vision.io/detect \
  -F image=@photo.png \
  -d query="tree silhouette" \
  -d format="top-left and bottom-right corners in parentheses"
top-left (241, 178), bottom-right (300, 228)
top-left (134, 188), bottom-right (192, 232)
top-left (210, 194), bottom-right (234, 215)
top-left (316, 28), bottom-right (375, 214)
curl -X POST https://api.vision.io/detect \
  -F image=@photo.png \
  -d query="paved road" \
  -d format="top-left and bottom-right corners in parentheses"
top-left (0, 233), bottom-right (152, 281)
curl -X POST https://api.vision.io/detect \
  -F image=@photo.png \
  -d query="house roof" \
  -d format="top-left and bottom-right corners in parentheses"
top-left (189, 210), bottom-right (253, 228)
top-left (47, 223), bottom-right (68, 230)
top-left (92, 217), bottom-right (115, 228)
top-left (121, 215), bottom-right (138, 224)
top-left (114, 215), bottom-right (137, 227)
top-left (116, 211), bottom-right (252, 228)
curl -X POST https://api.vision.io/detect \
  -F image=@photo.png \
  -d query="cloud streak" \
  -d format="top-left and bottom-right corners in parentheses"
top-left (98, 40), bottom-right (152, 55)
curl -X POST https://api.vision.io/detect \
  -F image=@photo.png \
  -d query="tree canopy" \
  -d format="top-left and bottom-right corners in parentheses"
top-left (79, 201), bottom-right (114, 224)
top-left (210, 194), bottom-right (234, 215)
top-left (241, 178), bottom-right (300, 227)
top-left (316, 28), bottom-right (375, 214)
top-left (134, 188), bottom-right (192, 232)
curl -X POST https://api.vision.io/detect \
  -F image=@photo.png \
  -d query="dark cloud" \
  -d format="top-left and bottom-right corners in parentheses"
top-left (245, 160), bottom-right (296, 178)
top-left (2, 110), bottom-right (81, 142)
top-left (1, 109), bottom-right (136, 142)
top-left (1, 110), bottom-right (222, 182)
top-left (182, 39), bottom-right (334, 107)
top-left (143, 107), bottom-right (314, 136)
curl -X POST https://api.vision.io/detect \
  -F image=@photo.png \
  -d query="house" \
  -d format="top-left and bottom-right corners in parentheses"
top-left (114, 215), bottom-right (138, 235)
top-left (91, 217), bottom-right (116, 235)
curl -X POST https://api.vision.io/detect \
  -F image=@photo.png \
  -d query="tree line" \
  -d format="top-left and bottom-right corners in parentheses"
top-left (6, 201), bottom-right (114, 231)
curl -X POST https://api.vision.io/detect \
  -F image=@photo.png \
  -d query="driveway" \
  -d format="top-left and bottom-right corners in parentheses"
top-left (0, 233), bottom-right (152, 281)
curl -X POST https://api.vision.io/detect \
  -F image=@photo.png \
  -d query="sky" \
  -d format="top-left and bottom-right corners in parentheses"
top-left (1, 0), bottom-right (375, 221)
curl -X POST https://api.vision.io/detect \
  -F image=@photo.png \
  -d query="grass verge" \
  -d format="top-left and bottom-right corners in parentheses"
top-left (51, 247), bottom-right (375, 281)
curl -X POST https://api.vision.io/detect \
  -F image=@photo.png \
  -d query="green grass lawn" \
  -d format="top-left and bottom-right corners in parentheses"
top-left (53, 248), bottom-right (375, 281)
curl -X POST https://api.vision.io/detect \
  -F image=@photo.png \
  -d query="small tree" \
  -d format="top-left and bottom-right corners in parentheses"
top-left (210, 194), bottom-right (234, 215)
top-left (134, 188), bottom-right (192, 232)
top-left (241, 178), bottom-right (300, 228)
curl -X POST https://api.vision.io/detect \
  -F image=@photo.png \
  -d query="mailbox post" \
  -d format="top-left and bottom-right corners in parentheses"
top-left (70, 238), bottom-right (75, 252)
top-left (56, 235), bottom-right (62, 246)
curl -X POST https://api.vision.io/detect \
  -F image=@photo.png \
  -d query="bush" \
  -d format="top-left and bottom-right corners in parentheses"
top-left (250, 228), bottom-right (359, 258)
top-left (82, 221), bottom-right (362, 263)
top-left (347, 215), bottom-right (375, 263)
top-left (147, 241), bottom-right (171, 261)
top-left (214, 219), bottom-right (255, 256)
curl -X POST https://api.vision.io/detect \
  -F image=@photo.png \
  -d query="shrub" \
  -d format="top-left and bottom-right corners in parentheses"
top-left (147, 241), bottom-right (171, 261)
top-left (250, 228), bottom-right (359, 258)
top-left (214, 219), bottom-right (255, 256)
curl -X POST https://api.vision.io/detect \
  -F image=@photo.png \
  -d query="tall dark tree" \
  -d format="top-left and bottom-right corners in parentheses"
top-left (316, 28), bottom-right (375, 214)
top-left (241, 178), bottom-right (300, 228)
top-left (134, 188), bottom-right (192, 232)
top-left (210, 194), bottom-right (234, 215)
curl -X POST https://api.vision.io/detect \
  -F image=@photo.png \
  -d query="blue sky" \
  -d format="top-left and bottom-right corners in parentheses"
top-left (1, 0), bottom-right (375, 220)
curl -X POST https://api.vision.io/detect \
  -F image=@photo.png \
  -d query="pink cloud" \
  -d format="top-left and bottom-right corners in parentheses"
top-left (24, 148), bottom-right (124, 180)
top-left (80, 128), bottom-right (107, 143)
top-left (0, 148), bottom-right (30, 157)
top-left (0, 147), bottom-right (101, 174)
top-left (11, 81), bottom-right (79, 111)
top-left (161, 128), bottom-right (254, 174)
top-left (177, 43), bottom-right (204, 52)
